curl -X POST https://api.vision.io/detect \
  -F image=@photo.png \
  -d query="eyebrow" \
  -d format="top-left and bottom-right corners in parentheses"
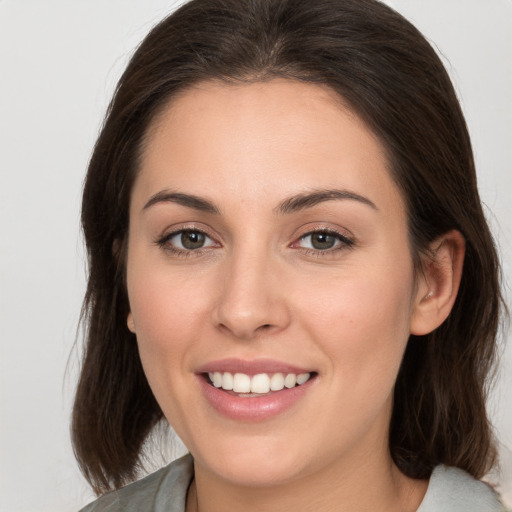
top-left (142, 188), bottom-right (377, 215)
top-left (143, 191), bottom-right (220, 214)
top-left (276, 189), bottom-right (378, 214)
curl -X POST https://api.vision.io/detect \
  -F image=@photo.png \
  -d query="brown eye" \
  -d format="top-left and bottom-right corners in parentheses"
top-left (181, 230), bottom-right (206, 250)
top-left (160, 229), bottom-right (217, 252)
top-left (296, 230), bottom-right (354, 252)
top-left (310, 232), bottom-right (336, 250)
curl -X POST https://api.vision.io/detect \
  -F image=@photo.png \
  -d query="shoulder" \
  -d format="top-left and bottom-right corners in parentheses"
top-left (78, 454), bottom-right (194, 512)
top-left (417, 465), bottom-right (507, 512)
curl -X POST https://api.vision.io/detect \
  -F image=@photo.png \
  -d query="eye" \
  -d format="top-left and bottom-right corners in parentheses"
top-left (295, 230), bottom-right (354, 252)
top-left (159, 229), bottom-right (217, 251)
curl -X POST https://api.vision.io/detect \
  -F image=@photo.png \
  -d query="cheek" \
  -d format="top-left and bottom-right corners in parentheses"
top-left (126, 256), bottom-right (214, 370)
top-left (297, 261), bottom-right (415, 388)
top-left (125, 260), bottom-right (216, 430)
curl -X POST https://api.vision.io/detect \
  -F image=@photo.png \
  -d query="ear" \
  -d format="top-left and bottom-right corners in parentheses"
top-left (127, 312), bottom-right (136, 333)
top-left (410, 230), bottom-right (465, 336)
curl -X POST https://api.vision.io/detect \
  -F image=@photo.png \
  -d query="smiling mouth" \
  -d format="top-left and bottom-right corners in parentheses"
top-left (205, 371), bottom-right (315, 396)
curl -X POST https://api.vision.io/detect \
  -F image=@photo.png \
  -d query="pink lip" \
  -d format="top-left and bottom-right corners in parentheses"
top-left (195, 358), bottom-right (312, 376)
top-left (195, 358), bottom-right (316, 422)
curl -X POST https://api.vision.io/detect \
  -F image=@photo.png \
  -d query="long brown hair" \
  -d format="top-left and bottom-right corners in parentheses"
top-left (73, 0), bottom-right (504, 494)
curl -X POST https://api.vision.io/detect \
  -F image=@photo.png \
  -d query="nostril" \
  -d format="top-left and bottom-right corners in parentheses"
top-left (252, 323), bottom-right (275, 336)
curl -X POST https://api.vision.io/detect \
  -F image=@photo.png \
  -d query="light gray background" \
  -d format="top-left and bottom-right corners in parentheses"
top-left (1, 1), bottom-right (511, 510)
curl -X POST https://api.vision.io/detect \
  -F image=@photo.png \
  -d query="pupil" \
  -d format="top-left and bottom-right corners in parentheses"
top-left (312, 233), bottom-right (335, 250)
top-left (181, 231), bottom-right (205, 249)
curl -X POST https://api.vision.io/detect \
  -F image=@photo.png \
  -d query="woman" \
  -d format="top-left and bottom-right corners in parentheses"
top-left (73, 0), bottom-right (507, 510)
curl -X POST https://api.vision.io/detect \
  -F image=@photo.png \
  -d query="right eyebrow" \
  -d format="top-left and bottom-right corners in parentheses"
top-left (142, 190), bottom-right (220, 215)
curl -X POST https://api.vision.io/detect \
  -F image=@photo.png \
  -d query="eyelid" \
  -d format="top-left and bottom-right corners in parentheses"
top-left (155, 224), bottom-right (221, 254)
top-left (154, 223), bottom-right (354, 256)
top-left (290, 225), bottom-right (355, 252)
top-left (168, 230), bottom-right (217, 248)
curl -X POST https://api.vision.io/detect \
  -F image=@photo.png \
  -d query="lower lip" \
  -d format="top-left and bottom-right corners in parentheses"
top-left (197, 375), bottom-right (315, 422)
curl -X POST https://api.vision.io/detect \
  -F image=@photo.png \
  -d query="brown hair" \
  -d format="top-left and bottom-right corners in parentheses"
top-left (72, 0), bottom-right (504, 494)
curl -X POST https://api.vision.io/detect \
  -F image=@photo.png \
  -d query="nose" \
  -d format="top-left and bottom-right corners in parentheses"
top-left (211, 250), bottom-right (290, 340)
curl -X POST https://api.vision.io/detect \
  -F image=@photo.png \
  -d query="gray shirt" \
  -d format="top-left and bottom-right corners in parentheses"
top-left (80, 454), bottom-right (506, 512)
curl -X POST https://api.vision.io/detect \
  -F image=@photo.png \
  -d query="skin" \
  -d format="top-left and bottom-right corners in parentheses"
top-left (125, 80), bottom-right (464, 512)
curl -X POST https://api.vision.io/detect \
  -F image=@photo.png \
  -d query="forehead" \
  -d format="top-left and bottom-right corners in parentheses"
top-left (135, 79), bottom-right (404, 216)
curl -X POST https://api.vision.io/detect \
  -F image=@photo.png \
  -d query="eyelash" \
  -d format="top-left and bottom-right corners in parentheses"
top-left (155, 227), bottom-right (354, 258)
top-left (292, 228), bottom-right (355, 256)
top-left (156, 227), bottom-right (217, 257)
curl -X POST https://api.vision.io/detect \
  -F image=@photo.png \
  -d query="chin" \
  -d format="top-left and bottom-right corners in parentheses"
top-left (189, 432), bottom-right (313, 487)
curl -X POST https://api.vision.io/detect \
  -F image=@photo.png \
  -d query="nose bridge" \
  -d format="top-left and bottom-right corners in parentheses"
top-left (212, 241), bottom-right (289, 339)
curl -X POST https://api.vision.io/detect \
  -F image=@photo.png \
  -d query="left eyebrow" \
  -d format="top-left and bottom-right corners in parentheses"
top-left (276, 189), bottom-right (378, 214)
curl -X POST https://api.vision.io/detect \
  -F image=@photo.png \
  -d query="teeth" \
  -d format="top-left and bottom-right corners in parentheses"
top-left (221, 372), bottom-right (233, 390)
top-left (297, 373), bottom-right (310, 385)
top-left (251, 373), bottom-right (270, 393)
top-left (284, 374), bottom-right (296, 388)
top-left (233, 373), bottom-right (251, 393)
top-left (208, 371), bottom-right (311, 394)
top-left (270, 372), bottom-right (285, 391)
top-left (213, 372), bottom-right (222, 388)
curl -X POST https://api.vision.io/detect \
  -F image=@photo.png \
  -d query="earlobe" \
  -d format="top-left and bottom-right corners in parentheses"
top-left (127, 312), bottom-right (136, 333)
top-left (410, 230), bottom-right (465, 336)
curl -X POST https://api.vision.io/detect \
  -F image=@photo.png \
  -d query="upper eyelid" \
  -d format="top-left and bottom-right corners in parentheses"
top-left (156, 228), bottom-right (219, 255)
top-left (155, 224), bottom-right (354, 248)
top-left (300, 228), bottom-right (350, 238)
top-left (158, 224), bottom-right (218, 241)
top-left (293, 225), bottom-right (354, 241)
top-left (167, 228), bottom-right (215, 241)
top-left (291, 226), bottom-right (356, 251)
top-left (296, 231), bottom-right (353, 245)
top-left (155, 228), bottom-right (216, 253)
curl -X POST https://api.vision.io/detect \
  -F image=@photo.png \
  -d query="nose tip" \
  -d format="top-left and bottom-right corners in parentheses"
top-left (211, 262), bottom-right (290, 340)
top-left (214, 305), bottom-right (287, 340)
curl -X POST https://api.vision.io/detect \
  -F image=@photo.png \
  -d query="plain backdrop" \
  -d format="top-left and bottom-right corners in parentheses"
top-left (0, 1), bottom-right (511, 510)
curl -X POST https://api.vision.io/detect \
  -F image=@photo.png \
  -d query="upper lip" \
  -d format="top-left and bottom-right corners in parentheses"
top-left (195, 358), bottom-right (313, 376)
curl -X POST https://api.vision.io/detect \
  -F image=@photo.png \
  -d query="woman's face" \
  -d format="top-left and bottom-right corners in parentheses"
top-left (126, 80), bottom-right (426, 487)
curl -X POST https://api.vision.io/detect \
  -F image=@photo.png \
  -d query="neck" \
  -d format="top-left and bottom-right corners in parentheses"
top-left (186, 445), bottom-right (428, 512)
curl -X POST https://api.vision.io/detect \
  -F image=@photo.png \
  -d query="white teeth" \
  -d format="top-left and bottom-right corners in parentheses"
top-left (270, 372), bottom-right (285, 391)
top-left (284, 373), bottom-right (297, 388)
top-left (213, 371), bottom-right (222, 388)
top-left (208, 371), bottom-right (311, 394)
top-left (221, 372), bottom-right (233, 390)
top-left (251, 373), bottom-right (270, 393)
top-left (297, 373), bottom-right (310, 385)
top-left (233, 373), bottom-right (251, 393)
